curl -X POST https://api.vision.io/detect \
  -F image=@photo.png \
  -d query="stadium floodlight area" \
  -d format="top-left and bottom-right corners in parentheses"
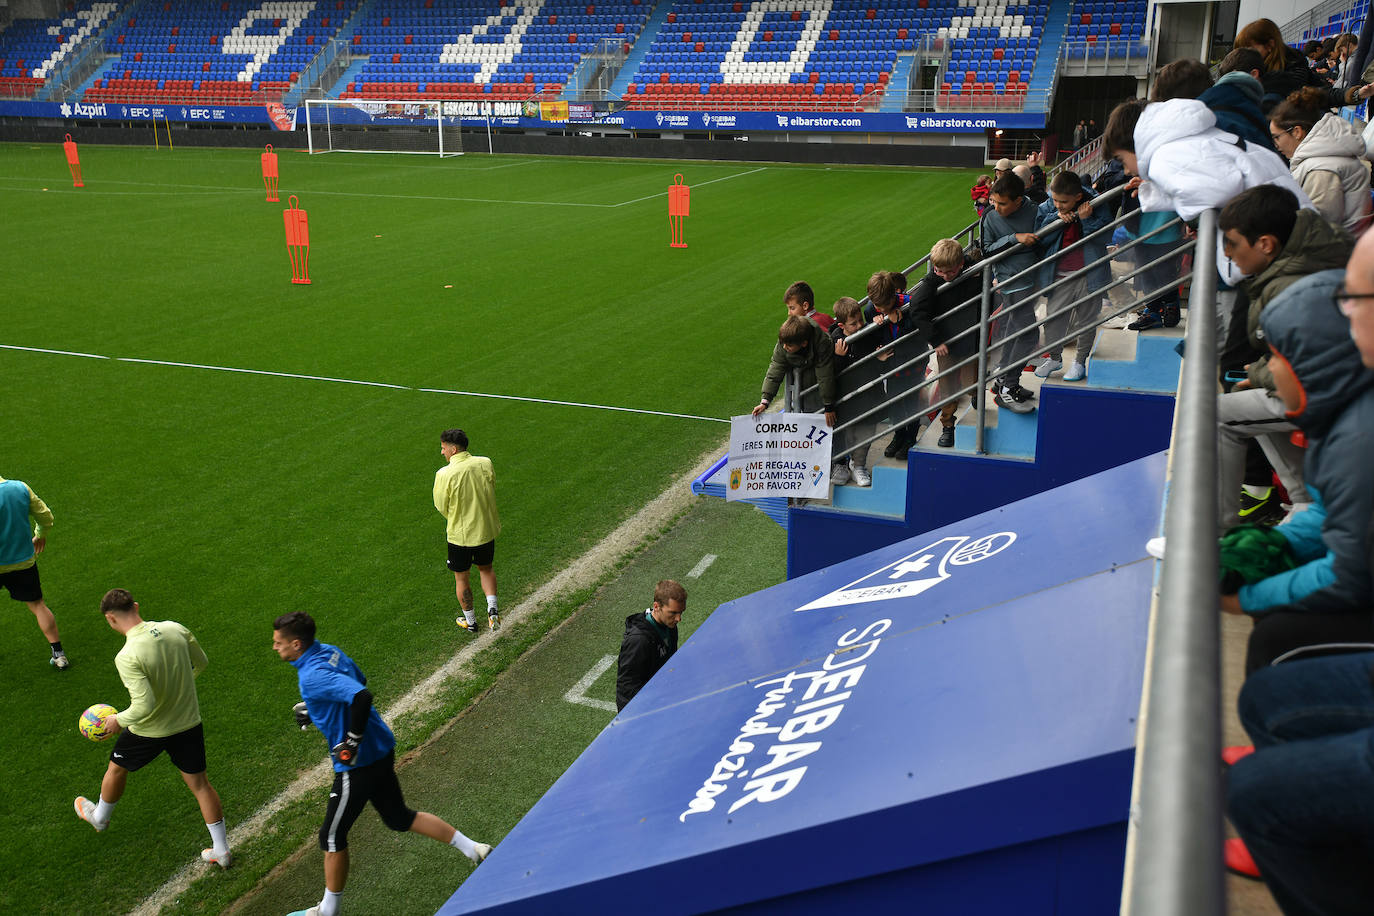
top-left (304, 99), bottom-right (463, 156)
top-left (440, 452), bottom-right (1166, 915)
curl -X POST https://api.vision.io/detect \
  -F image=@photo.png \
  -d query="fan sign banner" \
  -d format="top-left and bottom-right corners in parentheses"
top-left (726, 414), bottom-right (832, 501)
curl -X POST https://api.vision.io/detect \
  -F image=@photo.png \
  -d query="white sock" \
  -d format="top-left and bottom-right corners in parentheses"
top-left (319, 888), bottom-right (343, 916)
top-left (449, 827), bottom-right (480, 860)
top-left (94, 797), bottom-right (116, 826)
top-left (486, 595), bottom-right (498, 613)
top-left (206, 819), bottom-right (229, 854)
top-left (1242, 484), bottom-right (1273, 499)
top-left (464, 610), bottom-right (477, 626)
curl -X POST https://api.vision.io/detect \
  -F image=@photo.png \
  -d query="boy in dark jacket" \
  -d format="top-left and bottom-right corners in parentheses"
top-left (868, 270), bottom-right (935, 458)
top-left (830, 297), bottom-right (880, 485)
top-left (615, 580), bottom-right (685, 711)
top-left (909, 239), bottom-right (983, 448)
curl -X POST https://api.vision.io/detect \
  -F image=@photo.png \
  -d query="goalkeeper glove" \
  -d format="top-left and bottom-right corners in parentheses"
top-left (332, 733), bottom-right (362, 767)
top-left (293, 702), bottom-right (312, 730)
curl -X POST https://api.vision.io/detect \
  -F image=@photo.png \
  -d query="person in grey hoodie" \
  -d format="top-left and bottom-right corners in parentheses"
top-left (1269, 86), bottom-right (1372, 234)
top-left (1221, 269), bottom-right (1374, 671)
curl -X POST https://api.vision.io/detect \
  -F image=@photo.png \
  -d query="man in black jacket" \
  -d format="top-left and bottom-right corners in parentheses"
top-left (615, 580), bottom-right (686, 711)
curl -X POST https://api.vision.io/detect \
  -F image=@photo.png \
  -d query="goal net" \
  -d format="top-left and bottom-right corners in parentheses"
top-left (304, 99), bottom-right (463, 156)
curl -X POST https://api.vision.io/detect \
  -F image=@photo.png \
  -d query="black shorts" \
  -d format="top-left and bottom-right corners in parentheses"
top-left (110, 722), bottom-right (207, 774)
top-left (0, 564), bottom-right (41, 603)
top-left (319, 750), bottom-right (416, 852)
top-left (446, 539), bottom-right (495, 572)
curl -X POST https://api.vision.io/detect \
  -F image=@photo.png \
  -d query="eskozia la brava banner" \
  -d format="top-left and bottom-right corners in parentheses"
top-left (726, 414), bottom-right (832, 501)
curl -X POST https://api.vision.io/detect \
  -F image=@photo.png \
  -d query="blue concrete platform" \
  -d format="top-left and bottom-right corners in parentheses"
top-left (787, 381), bottom-right (1174, 577)
top-left (437, 452), bottom-right (1165, 916)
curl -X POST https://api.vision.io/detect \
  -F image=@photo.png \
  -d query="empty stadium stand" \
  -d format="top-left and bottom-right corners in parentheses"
top-left (1, 0), bottom-right (1064, 114)
top-left (624, 1), bottom-right (1045, 112)
top-left (0, 2), bottom-right (115, 98)
top-left (81, 1), bottom-right (356, 105)
top-left (1296, 0), bottom-right (1368, 40)
top-left (1062, 0), bottom-right (1146, 57)
top-left (341, 0), bottom-right (650, 101)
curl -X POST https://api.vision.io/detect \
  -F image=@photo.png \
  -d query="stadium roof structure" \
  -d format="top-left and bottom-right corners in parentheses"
top-left (439, 451), bottom-right (1165, 915)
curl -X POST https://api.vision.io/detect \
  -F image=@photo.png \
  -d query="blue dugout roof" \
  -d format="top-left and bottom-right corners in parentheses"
top-left (440, 451), bottom-right (1167, 915)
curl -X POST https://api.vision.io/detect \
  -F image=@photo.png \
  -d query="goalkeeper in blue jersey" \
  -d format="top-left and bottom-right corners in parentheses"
top-left (272, 611), bottom-right (491, 916)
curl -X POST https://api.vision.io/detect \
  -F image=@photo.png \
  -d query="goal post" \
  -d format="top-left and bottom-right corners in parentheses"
top-left (304, 99), bottom-right (463, 156)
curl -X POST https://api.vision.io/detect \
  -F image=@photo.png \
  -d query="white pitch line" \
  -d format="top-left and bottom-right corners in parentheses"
top-left (686, 553), bottom-right (718, 579)
top-left (419, 387), bottom-right (728, 424)
top-left (116, 357), bottom-right (414, 390)
top-left (563, 655), bottom-right (618, 712)
top-left (611, 166), bottom-right (768, 207)
top-left (0, 343), bottom-right (108, 359)
top-left (2, 344), bottom-right (728, 423)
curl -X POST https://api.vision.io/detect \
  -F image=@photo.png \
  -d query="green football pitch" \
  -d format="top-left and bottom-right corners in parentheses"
top-left (0, 142), bottom-right (976, 914)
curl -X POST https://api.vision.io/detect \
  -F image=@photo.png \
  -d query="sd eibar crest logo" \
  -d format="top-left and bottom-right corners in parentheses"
top-left (729, 468), bottom-right (742, 491)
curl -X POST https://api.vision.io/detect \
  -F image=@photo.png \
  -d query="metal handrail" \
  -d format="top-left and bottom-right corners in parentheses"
top-left (1121, 207), bottom-right (1222, 915)
top-left (793, 185), bottom-right (1186, 462)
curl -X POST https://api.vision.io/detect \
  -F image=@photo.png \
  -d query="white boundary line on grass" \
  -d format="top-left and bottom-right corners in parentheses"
top-left (0, 343), bottom-right (108, 359)
top-left (0, 345), bottom-right (728, 423)
top-left (563, 655), bottom-right (618, 713)
top-left (127, 442), bottom-right (726, 916)
top-left (419, 386), bottom-right (726, 423)
top-left (686, 553), bottom-right (718, 579)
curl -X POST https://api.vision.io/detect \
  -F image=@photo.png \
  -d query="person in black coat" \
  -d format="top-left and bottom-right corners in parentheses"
top-left (1235, 17), bottom-right (1371, 113)
top-left (615, 580), bottom-right (685, 711)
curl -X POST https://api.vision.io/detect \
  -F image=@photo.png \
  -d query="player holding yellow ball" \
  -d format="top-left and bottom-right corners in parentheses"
top-left (72, 589), bottom-right (232, 869)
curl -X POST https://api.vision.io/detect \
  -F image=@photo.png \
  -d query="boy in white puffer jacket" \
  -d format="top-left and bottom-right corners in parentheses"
top-left (1102, 97), bottom-right (1314, 286)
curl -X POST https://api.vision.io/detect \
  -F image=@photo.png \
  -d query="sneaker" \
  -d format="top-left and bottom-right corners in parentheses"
top-left (50, 651), bottom-right (70, 670)
top-left (1162, 305), bottom-right (1181, 328)
top-left (74, 796), bottom-right (105, 832)
top-left (938, 425), bottom-right (955, 448)
top-left (996, 386), bottom-right (1035, 414)
top-left (1128, 310), bottom-right (1164, 331)
top-left (830, 461), bottom-right (851, 485)
top-left (1033, 357), bottom-right (1063, 378)
top-left (1224, 837), bottom-right (1261, 880)
top-left (471, 841), bottom-right (493, 864)
top-left (1007, 383), bottom-right (1035, 403)
top-left (851, 465), bottom-right (871, 487)
top-left (487, 612), bottom-right (500, 631)
top-left (1238, 488), bottom-right (1285, 526)
top-left (456, 617), bottom-right (481, 635)
top-left (1063, 360), bottom-right (1086, 382)
top-left (200, 848), bottom-right (233, 868)
top-left (286, 908), bottom-right (321, 916)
